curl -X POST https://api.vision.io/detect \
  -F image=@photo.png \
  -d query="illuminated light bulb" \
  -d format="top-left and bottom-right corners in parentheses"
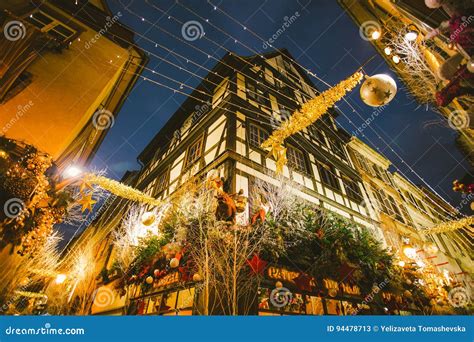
top-left (384, 47), bottom-right (392, 55)
top-left (63, 165), bottom-right (82, 179)
top-left (402, 245), bottom-right (417, 259)
top-left (392, 55), bottom-right (400, 64)
top-left (398, 261), bottom-right (406, 267)
top-left (55, 274), bottom-right (67, 284)
top-left (405, 31), bottom-right (418, 41)
top-left (371, 30), bottom-right (381, 40)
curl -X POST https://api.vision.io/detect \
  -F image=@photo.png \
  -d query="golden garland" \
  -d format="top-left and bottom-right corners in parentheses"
top-left (261, 71), bottom-right (364, 173)
top-left (84, 174), bottom-right (163, 207)
top-left (422, 216), bottom-right (474, 235)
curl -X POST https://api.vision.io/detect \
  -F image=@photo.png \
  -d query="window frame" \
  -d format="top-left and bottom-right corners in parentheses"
top-left (248, 123), bottom-right (269, 150)
top-left (318, 162), bottom-right (341, 191)
top-left (184, 136), bottom-right (204, 169)
top-left (286, 144), bottom-right (309, 174)
top-left (343, 177), bottom-right (363, 203)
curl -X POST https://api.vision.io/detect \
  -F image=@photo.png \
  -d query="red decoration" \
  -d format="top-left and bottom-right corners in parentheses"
top-left (251, 208), bottom-right (266, 225)
top-left (246, 254), bottom-right (268, 275)
top-left (436, 65), bottom-right (474, 106)
top-left (338, 262), bottom-right (358, 283)
top-left (293, 273), bottom-right (313, 292)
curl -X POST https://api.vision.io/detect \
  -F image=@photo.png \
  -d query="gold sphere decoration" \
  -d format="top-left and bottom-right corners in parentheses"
top-left (275, 281), bottom-right (283, 288)
top-left (170, 257), bottom-right (180, 268)
top-left (145, 276), bottom-right (154, 284)
top-left (360, 74), bottom-right (397, 107)
top-left (141, 211), bottom-right (156, 226)
top-left (192, 273), bottom-right (202, 282)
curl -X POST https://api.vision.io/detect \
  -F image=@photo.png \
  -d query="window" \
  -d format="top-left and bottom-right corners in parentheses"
top-left (287, 146), bottom-right (308, 174)
top-left (332, 139), bottom-right (347, 160)
top-left (388, 195), bottom-right (404, 223)
top-left (318, 162), bottom-right (341, 190)
top-left (310, 126), bottom-right (326, 145)
top-left (248, 124), bottom-right (269, 149)
top-left (26, 11), bottom-right (76, 42)
top-left (154, 170), bottom-right (169, 196)
top-left (185, 137), bottom-right (203, 167)
top-left (343, 177), bottom-right (363, 203)
top-left (246, 80), bottom-right (269, 107)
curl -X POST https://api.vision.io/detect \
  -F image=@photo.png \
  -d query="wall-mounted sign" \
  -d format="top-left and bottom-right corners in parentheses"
top-left (153, 272), bottom-right (180, 289)
top-left (267, 266), bottom-right (316, 287)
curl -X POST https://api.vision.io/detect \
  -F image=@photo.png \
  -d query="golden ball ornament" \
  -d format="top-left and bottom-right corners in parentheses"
top-left (275, 281), bottom-right (283, 288)
top-left (145, 276), bottom-right (154, 284)
top-left (170, 258), bottom-right (180, 268)
top-left (360, 74), bottom-right (397, 107)
top-left (153, 269), bottom-right (160, 277)
top-left (141, 212), bottom-right (156, 226)
top-left (192, 273), bottom-right (202, 282)
top-left (467, 57), bottom-right (474, 73)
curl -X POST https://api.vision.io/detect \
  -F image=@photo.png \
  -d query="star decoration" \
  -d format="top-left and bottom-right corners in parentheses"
top-left (246, 254), bottom-right (268, 275)
top-left (339, 262), bottom-right (358, 283)
top-left (371, 86), bottom-right (379, 93)
top-left (293, 273), bottom-right (313, 292)
top-left (79, 178), bottom-right (94, 193)
top-left (383, 90), bottom-right (392, 99)
top-left (77, 193), bottom-right (96, 212)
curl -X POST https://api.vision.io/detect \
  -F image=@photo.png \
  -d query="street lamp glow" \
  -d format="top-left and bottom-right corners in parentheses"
top-left (384, 47), bottom-right (392, 55)
top-left (398, 261), bottom-right (405, 267)
top-left (63, 165), bottom-right (83, 179)
top-left (402, 245), bottom-right (417, 259)
top-left (55, 273), bottom-right (67, 284)
top-left (371, 30), bottom-right (381, 40)
top-left (392, 55), bottom-right (400, 64)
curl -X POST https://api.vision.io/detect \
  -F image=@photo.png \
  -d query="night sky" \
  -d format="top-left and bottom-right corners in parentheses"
top-left (90, 0), bottom-right (472, 214)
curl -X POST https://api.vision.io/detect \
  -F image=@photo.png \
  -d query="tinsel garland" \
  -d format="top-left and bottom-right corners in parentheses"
top-left (84, 174), bottom-right (163, 207)
top-left (422, 216), bottom-right (474, 235)
top-left (261, 71), bottom-right (364, 173)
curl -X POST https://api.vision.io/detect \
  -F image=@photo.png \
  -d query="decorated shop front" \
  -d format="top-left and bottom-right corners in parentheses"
top-left (257, 265), bottom-right (375, 315)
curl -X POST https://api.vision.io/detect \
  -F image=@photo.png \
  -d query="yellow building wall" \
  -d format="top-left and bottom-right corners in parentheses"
top-left (0, 22), bottom-right (128, 160)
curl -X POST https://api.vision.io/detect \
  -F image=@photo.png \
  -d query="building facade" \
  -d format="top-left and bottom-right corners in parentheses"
top-left (61, 49), bottom-right (471, 315)
top-left (338, 0), bottom-right (474, 167)
top-left (0, 0), bottom-right (147, 168)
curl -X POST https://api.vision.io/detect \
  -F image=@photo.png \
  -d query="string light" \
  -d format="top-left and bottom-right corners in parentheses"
top-left (421, 217), bottom-right (474, 235)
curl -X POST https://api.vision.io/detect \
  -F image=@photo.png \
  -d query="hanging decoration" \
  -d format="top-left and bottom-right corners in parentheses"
top-left (261, 71), bottom-right (364, 173)
top-left (452, 179), bottom-right (474, 194)
top-left (359, 74), bottom-right (397, 107)
top-left (421, 216), bottom-right (474, 235)
top-left (82, 174), bottom-right (163, 207)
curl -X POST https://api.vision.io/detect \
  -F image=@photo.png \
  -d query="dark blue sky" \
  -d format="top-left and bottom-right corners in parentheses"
top-left (90, 0), bottom-right (472, 212)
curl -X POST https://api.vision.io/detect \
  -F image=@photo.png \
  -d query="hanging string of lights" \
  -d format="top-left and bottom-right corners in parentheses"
top-left (97, 2), bottom-right (462, 221)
